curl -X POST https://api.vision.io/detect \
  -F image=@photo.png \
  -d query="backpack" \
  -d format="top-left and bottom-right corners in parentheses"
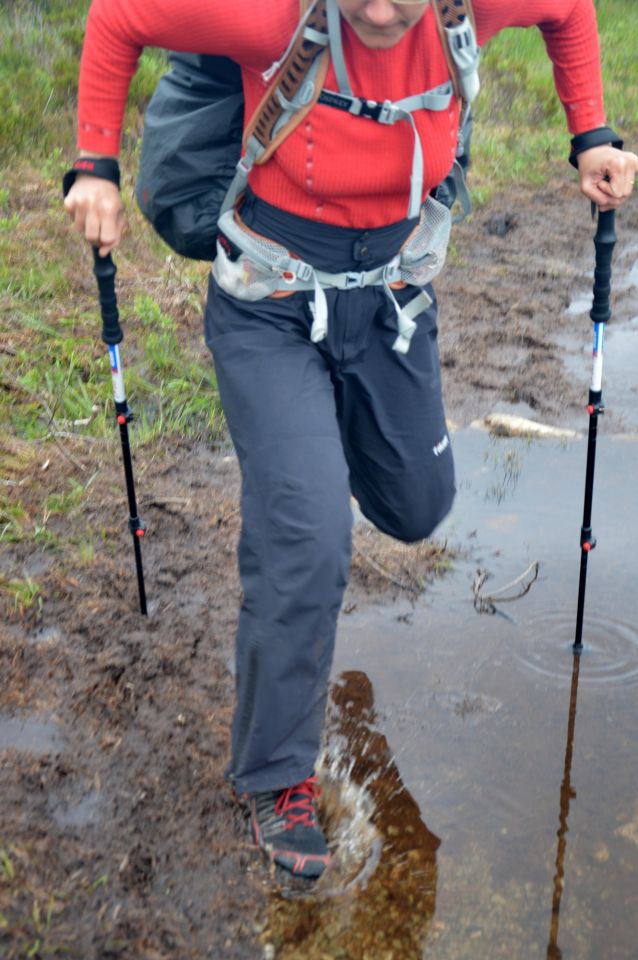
top-left (135, 53), bottom-right (243, 261)
top-left (135, 0), bottom-right (479, 260)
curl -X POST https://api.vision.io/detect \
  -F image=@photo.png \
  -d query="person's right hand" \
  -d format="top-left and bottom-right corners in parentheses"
top-left (64, 175), bottom-right (125, 257)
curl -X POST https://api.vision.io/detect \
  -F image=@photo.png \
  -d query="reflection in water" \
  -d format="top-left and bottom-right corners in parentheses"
top-left (546, 651), bottom-right (581, 960)
top-left (263, 670), bottom-right (441, 959)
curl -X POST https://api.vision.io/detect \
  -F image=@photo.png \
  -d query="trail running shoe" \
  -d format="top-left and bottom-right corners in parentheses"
top-left (246, 775), bottom-right (330, 878)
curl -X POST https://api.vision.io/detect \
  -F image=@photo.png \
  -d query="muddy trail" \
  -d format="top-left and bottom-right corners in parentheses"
top-left (1, 181), bottom-right (636, 959)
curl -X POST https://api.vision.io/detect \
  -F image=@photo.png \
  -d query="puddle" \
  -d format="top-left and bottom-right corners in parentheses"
top-left (263, 429), bottom-right (638, 959)
top-left (0, 713), bottom-right (63, 755)
top-left (557, 318), bottom-right (638, 432)
top-left (562, 237), bottom-right (638, 431)
top-left (565, 291), bottom-right (593, 316)
top-left (613, 239), bottom-right (638, 293)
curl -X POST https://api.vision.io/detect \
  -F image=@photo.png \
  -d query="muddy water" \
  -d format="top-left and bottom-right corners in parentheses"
top-left (0, 713), bottom-right (63, 755)
top-left (265, 429), bottom-right (638, 960)
top-left (560, 236), bottom-right (638, 432)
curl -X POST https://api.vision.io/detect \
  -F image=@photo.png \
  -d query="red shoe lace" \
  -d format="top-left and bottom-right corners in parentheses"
top-left (274, 775), bottom-right (321, 830)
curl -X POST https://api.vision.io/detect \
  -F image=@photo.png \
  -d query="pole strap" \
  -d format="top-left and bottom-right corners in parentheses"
top-left (568, 126), bottom-right (623, 168)
top-left (62, 157), bottom-right (120, 197)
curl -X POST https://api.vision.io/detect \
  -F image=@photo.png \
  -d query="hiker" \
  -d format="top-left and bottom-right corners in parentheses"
top-left (64, 0), bottom-right (637, 879)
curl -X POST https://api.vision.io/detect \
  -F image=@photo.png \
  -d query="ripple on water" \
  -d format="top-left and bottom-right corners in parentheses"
top-left (514, 608), bottom-right (638, 686)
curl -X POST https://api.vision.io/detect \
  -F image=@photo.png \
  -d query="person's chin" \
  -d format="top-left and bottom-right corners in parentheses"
top-left (353, 24), bottom-right (407, 48)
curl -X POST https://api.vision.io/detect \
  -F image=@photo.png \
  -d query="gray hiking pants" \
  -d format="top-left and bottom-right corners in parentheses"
top-left (203, 192), bottom-right (455, 795)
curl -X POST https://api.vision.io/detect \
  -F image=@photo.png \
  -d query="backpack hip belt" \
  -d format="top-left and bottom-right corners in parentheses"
top-left (213, 194), bottom-right (451, 354)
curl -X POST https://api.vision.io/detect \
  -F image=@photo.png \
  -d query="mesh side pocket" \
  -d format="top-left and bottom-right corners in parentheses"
top-left (213, 231), bottom-right (294, 301)
top-left (399, 195), bottom-right (452, 288)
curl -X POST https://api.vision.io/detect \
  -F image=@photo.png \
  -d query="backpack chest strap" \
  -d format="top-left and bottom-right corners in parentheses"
top-left (324, 0), bottom-right (458, 219)
top-left (317, 82), bottom-right (454, 219)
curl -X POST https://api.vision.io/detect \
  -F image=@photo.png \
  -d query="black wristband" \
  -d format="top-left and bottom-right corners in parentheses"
top-left (62, 157), bottom-right (121, 197)
top-left (569, 126), bottom-right (624, 169)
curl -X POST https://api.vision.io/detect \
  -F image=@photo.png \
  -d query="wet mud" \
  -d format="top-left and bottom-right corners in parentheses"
top-left (437, 180), bottom-right (638, 433)
top-left (2, 183), bottom-right (637, 958)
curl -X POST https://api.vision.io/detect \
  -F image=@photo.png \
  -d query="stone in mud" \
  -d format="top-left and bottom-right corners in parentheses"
top-left (476, 413), bottom-right (580, 439)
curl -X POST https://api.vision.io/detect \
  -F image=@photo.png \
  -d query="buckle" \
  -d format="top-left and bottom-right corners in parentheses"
top-left (358, 98), bottom-right (383, 121)
top-left (295, 261), bottom-right (314, 282)
top-left (344, 272), bottom-right (365, 289)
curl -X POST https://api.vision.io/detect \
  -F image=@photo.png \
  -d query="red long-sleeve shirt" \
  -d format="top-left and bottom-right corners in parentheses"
top-left (77, 0), bottom-right (605, 226)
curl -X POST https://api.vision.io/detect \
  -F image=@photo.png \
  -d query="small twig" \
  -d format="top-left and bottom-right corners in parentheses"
top-left (1, 363), bottom-right (95, 471)
top-left (485, 561), bottom-right (540, 600)
top-left (473, 561), bottom-right (540, 615)
top-left (43, 432), bottom-right (87, 473)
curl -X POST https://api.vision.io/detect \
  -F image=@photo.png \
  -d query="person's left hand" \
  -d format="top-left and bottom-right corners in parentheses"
top-left (577, 145), bottom-right (638, 211)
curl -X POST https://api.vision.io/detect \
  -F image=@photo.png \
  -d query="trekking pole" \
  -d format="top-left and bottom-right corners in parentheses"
top-left (573, 208), bottom-right (616, 652)
top-left (546, 649), bottom-right (581, 959)
top-left (93, 248), bottom-right (148, 616)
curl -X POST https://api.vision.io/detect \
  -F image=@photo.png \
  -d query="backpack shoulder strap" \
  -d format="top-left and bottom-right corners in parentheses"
top-left (431, 0), bottom-right (480, 106)
top-left (243, 0), bottom-right (329, 166)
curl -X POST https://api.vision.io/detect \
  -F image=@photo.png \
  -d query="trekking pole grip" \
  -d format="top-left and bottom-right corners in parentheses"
top-left (590, 209), bottom-right (616, 326)
top-left (92, 248), bottom-right (123, 345)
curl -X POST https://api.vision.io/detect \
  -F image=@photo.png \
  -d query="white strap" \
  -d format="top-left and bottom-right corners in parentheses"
top-left (396, 109), bottom-right (423, 219)
top-left (220, 136), bottom-right (263, 216)
top-left (326, 0), bottom-right (352, 95)
top-left (395, 82), bottom-right (454, 114)
top-left (272, 56), bottom-right (324, 136)
top-left (304, 26), bottom-right (329, 46)
top-left (444, 19), bottom-right (481, 102)
top-left (385, 286), bottom-right (432, 354)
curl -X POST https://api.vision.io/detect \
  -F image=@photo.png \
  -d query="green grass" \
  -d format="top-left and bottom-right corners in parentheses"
top-left (0, 576), bottom-right (42, 615)
top-left (0, 0), bottom-right (217, 451)
top-left (0, 0), bottom-right (167, 164)
top-left (473, 0), bottom-right (638, 199)
top-left (1, 297), bottom-right (219, 444)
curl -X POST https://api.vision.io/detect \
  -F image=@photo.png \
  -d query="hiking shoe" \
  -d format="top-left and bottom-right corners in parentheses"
top-left (246, 775), bottom-right (330, 878)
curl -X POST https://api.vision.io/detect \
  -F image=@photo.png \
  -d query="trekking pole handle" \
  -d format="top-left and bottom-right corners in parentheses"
top-left (590, 209), bottom-right (616, 327)
top-left (92, 248), bottom-right (123, 346)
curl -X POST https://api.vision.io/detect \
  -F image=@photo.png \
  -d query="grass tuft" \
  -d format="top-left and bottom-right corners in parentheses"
top-left (0, 576), bottom-right (42, 616)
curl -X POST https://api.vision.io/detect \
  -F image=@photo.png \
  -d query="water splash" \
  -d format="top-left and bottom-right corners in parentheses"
top-left (262, 671), bottom-right (441, 959)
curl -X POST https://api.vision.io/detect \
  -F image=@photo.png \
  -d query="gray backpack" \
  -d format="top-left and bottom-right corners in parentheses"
top-left (135, 53), bottom-right (243, 261)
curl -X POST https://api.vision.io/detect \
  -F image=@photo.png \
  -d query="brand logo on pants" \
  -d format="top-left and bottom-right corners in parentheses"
top-left (432, 434), bottom-right (449, 457)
